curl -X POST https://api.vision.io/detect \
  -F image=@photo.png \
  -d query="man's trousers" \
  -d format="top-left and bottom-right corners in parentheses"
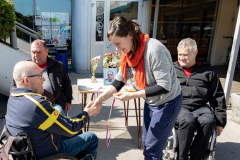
top-left (176, 106), bottom-right (215, 160)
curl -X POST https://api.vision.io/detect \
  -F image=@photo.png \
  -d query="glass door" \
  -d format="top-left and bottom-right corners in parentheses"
top-left (91, 0), bottom-right (107, 73)
top-left (91, 0), bottom-right (142, 73)
top-left (105, 0), bottom-right (142, 54)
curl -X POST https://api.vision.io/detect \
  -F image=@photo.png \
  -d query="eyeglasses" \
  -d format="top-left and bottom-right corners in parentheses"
top-left (107, 74), bottom-right (113, 76)
top-left (22, 73), bottom-right (44, 83)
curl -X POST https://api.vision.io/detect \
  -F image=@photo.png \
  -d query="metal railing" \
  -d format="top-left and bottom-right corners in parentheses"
top-left (15, 21), bottom-right (42, 39)
top-left (9, 21), bottom-right (42, 49)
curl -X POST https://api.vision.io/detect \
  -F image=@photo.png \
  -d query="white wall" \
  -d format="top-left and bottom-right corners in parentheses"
top-left (0, 43), bottom-right (31, 96)
top-left (210, 0), bottom-right (239, 65)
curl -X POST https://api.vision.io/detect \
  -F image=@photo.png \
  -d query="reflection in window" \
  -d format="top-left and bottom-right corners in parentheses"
top-left (14, 0), bottom-right (33, 42)
top-left (34, 0), bottom-right (72, 64)
top-left (96, 2), bottom-right (104, 41)
top-left (110, 2), bottom-right (138, 20)
top-left (151, 0), bottom-right (218, 61)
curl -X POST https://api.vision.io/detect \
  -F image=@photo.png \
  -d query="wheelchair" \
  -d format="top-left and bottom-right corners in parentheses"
top-left (163, 106), bottom-right (217, 160)
top-left (163, 127), bottom-right (217, 160)
top-left (0, 116), bottom-right (94, 160)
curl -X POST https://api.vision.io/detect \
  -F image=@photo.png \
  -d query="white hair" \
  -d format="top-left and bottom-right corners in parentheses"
top-left (177, 38), bottom-right (198, 53)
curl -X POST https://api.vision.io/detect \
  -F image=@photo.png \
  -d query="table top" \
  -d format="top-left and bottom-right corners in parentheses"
top-left (77, 78), bottom-right (135, 93)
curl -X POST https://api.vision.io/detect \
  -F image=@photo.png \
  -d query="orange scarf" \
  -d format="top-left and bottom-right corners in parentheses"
top-left (120, 34), bottom-right (149, 90)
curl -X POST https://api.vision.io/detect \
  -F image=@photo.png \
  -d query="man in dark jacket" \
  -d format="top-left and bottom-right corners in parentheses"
top-left (174, 38), bottom-right (227, 160)
top-left (6, 61), bottom-right (100, 159)
top-left (11, 39), bottom-right (72, 115)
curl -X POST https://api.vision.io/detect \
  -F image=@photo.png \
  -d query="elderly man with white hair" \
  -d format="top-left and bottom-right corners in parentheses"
top-left (173, 38), bottom-right (227, 160)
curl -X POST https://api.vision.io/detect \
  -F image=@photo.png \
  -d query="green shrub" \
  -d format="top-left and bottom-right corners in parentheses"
top-left (0, 0), bottom-right (16, 41)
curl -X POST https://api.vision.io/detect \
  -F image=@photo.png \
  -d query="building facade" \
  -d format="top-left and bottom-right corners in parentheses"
top-left (13, 0), bottom-right (239, 73)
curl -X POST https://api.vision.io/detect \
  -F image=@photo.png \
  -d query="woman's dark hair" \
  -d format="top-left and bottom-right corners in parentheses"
top-left (107, 16), bottom-right (142, 56)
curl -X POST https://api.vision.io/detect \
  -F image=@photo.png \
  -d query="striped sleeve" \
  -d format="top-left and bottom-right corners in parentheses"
top-left (28, 95), bottom-right (89, 137)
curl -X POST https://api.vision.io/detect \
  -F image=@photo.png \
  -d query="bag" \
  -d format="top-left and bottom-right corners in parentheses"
top-left (0, 126), bottom-right (14, 160)
top-left (0, 125), bottom-right (36, 160)
top-left (43, 89), bottom-right (56, 104)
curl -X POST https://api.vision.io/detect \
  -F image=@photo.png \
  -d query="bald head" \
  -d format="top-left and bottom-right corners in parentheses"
top-left (13, 61), bottom-right (37, 82)
top-left (13, 61), bottom-right (45, 94)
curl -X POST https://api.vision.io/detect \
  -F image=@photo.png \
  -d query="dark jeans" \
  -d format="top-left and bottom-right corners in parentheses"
top-left (176, 107), bottom-right (215, 160)
top-left (142, 92), bottom-right (183, 160)
top-left (57, 131), bottom-right (98, 160)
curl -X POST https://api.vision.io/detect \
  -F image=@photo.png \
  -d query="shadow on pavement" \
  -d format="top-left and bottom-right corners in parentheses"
top-left (215, 142), bottom-right (240, 160)
top-left (96, 126), bottom-right (143, 160)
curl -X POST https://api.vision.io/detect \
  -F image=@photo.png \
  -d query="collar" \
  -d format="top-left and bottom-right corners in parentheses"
top-left (38, 61), bottom-right (48, 70)
top-left (29, 57), bottom-right (57, 69)
top-left (11, 88), bottom-right (42, 97)
top-left (47, 56), bottom-right (57, 68)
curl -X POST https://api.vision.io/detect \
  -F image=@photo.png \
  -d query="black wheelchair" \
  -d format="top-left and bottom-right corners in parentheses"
top-left (0, 116), bottom-right (94, 160)
top-left (163, 127), bottom-right (217, 160)
top-left (163, 107), bottom-right (217, 160)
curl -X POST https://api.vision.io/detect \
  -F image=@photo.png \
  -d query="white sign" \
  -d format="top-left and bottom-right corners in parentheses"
top-left (41, 12), bottom-right (51, 25)
top-left (42, 26), bottom-right (51, 39)
top-left (51, 12), bottom-right (60, 25)
top-left (60, 12), bottom-right (69, 25)
top-left (52, 26), bottom-right (60, 44)
top-left (35, 15), bottom-right (42, 26)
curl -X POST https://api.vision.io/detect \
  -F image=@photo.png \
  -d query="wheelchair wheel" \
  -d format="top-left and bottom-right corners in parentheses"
top-left (41, 153), bottom-right (78, 160)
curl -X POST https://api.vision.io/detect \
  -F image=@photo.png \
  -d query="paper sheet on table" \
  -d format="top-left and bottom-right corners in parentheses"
top-left (78, 79), bottom-right (135, 92)
top-left (78, 78), bottom-right (105, 92)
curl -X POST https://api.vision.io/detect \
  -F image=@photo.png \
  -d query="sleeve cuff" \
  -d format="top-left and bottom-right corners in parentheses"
top-left (145, 85), bottom-right (169, 97)
top-left (111, 79), bottom-right (125, 92)
top-left (81, 111), bottom-right (90, 121)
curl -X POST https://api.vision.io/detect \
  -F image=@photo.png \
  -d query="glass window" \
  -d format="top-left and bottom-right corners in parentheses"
top-left (151, 0), bottom-right (218, 61)
top-left (14, 0), bottom-right (33, 42)
top-left (33, 0), bottom-right (72, 65)
top-left (110, 2), bottom-right (138, 20)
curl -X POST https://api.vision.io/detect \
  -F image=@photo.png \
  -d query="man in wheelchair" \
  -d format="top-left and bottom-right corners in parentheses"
top-left (173, 38), bottom-right (227, 160)
top-left (5, 61), bottom-right (102, 159)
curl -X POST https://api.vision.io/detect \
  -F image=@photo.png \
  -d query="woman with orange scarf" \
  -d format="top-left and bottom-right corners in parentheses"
top-left (95, 16), bottom-right (182, 160)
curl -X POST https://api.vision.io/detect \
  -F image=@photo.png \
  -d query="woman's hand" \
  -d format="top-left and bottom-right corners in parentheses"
top-left (84, 101), bottom-right (102, 117)
top-left (113, 92), bottom-right (134, 102)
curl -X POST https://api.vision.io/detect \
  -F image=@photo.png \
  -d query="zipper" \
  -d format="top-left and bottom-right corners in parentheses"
top-left (190, 86), bottom-right (192, 104)
top-left (186, 78), bottom-right (188, 85)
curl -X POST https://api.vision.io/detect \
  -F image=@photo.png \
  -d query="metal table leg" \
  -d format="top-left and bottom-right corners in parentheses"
top-left (124, 100), bottom-right (129, 126)
top-left (134, 98), bottom-right (141, 149)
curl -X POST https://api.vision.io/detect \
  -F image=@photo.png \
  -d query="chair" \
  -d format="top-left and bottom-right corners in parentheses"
top-left (163, 127), bottom-right (217, 160)
top-left (163, 107), bottom-right (217, 160)
top-left (0, 116), bottom-right (94, 160)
